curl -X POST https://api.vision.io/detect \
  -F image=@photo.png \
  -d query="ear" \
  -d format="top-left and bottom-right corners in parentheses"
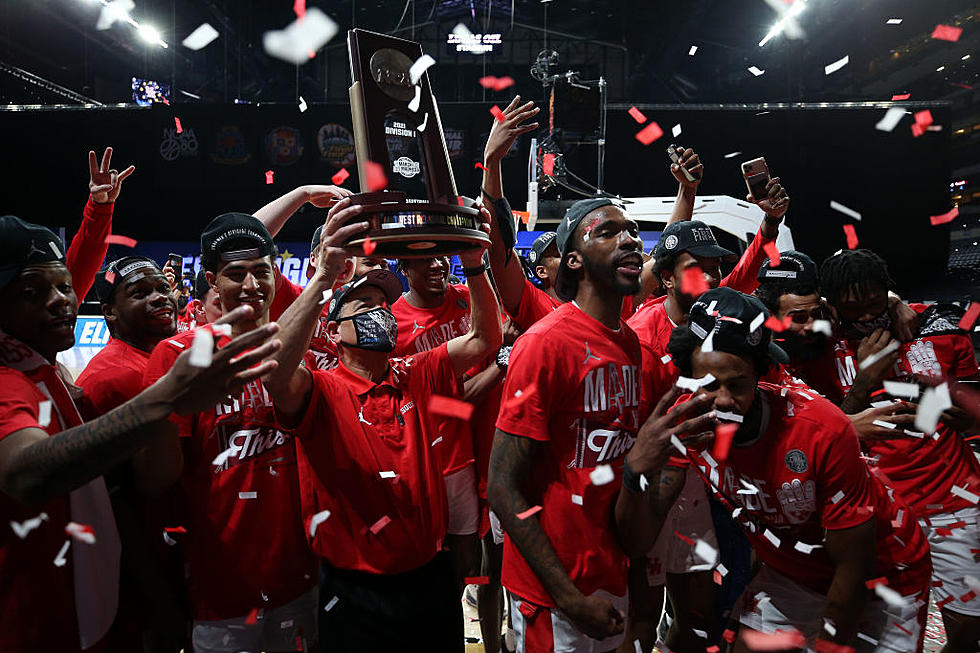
top-left (205, 270), bottom-right (217, 292)
top-left (326, 319), bottom-right (342, 345)
top-left (565, 252), bottom-right (583, 272)
top-left (658, 267), bottom-right (675, 291)
top-left (101, 302), bottom-right (118, 328)
top-left (535, 264), bottom-right (549, 280)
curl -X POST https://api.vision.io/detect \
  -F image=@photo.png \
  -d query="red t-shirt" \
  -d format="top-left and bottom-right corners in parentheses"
top-left (0, 367), bottom-right (82, 652)
top-left (626, 296), bottom-right (678, 415)
top-left (303, 306), bottom-right (340, 371)
top-left (176, 302), bottom-right (197, 333)
top-left (269, 271), bottom-right (303, 322)
top-left (281, 344), bottom-right (458, 574)
top-left (511, 279), bottom-right (635, 333)
top-left (391, 285), bottom-right (475, 475)
top-left (143, 329), bottom-right (316, 620)
top-left (682, 384), bottom-right (931, 597)
top-left (496, 302), bottom-right (641, 607)
top-left (75, 338), bottom-right (150, 415)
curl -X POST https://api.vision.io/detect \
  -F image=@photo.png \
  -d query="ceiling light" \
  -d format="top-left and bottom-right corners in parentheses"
top-left (139, 24), bottom-right (162, 44)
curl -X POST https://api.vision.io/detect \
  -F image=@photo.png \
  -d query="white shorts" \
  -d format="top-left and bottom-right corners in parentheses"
top-left (489, 508), bottom-right (505, 545)
top-left (192, 585), bottom-right (318, 653)
top-left (646, 467), bottom-right (717, 586)
top-left (445, 463), bottom-right (480, 535)
top-left (510, 590), bottom-right (627, 653)
top-left (919, 506), bottom-right (980, 616)
top-left (738, 565), bottom-right (924, 653)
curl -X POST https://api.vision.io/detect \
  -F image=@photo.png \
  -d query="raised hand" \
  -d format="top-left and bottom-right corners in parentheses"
top-left (628, 386), bottom-right (716, 477)
top-left (849, 403), bottom-right (916, 441)
top-left (484, 95), bottom-right (540, 164)
top-left (459, 205), bottom-right (492, 268)
top-left (305, 184), bottom-right (354, 208)
top-left (88, 147), bottom-right (135, 204)
top-left (670, 145), bottom-right (703, 189)
top-left (317, 197), bottom-right (370, 281)
top-left (748, 176), bottom-right (790, 220)
top-left (855, 328), bottom-right (899, 387)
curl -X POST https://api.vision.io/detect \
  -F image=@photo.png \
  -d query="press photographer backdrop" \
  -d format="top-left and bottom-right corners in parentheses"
top-left (0, 101), bottom-right (952, 298)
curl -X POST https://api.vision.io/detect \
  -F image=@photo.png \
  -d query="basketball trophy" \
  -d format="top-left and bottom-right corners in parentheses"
top-left (344, 28), bottom-right (488, 257)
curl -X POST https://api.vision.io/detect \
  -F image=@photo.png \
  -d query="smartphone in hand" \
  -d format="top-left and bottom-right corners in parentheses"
top-left (667, 144), bottom-right (700, 182)
top-left (167, 253), bottom-right (184, 274)
top-left (741, 157), bottom-right (770, 201)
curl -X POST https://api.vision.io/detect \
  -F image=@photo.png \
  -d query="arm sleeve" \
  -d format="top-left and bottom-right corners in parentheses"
top-left (817, 418), bottom-right (877, 531)
top-left (66, 198), bottom-right (113, 304)
top-left (142, 338), bottom-right (193, 435)
top-left (720, 226), bottom-right (771, 295)
top-left (495, 333), bottom-right (556, 442)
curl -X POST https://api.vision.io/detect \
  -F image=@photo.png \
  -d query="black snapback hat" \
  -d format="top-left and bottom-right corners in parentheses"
top-left (200, 213), bottom-right (276, 271)
top-left (757, 249), bottom-right (818, 285)
top-left (686, 286), bottom-right (789, 364)
top-left (326, 268), bottom-right (404, 322)
top-left (95, 256), bottom-right (163, 303)
top-left (653, 220), bottom-right (735, 261)
top-left (0, 216), bottom-right (66, 289)
top-left (554, 198), bottom-right (624, 301)
top-left (527, 231), bottom-right (558, 267)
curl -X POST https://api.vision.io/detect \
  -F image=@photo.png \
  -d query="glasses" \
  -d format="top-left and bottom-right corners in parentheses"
top-left (785, 307), bottom-right (830, 324)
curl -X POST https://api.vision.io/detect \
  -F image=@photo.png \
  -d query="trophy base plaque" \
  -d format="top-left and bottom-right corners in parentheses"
top-left (345, 191), bottom-right (489, 258)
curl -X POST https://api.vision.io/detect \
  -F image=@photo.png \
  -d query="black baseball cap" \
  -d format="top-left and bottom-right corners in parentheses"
top-left (685, 287), bottom-right (789, 364)
top-left (194, 268), bottom-right (211, 300)
top-left (326, 268), bottom-right (404, 322)
top-left (200, 213), bottom-right (276, 272)
top-left (0, 216), bottom-right (67, 290)
top-left (94, 256), bottom-right (164, 303)
top-left (756, 249), bottom-right (818, 285)
top-left (653, 220), bottom-right (734, 261)
top-left (554, 198), bottom-right (624, 301)
top-left (310, 224), bottom-right (324, 252)
top-left (527, 231), bottom-right (558, 267)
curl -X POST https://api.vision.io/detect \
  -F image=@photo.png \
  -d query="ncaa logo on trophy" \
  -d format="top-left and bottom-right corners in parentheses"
top-left (343, 29), bottom-right (488, 257)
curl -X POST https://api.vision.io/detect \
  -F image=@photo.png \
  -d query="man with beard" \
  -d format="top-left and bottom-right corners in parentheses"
top-left (0, 215), bottom-right (281, 653)
top-left (622, 174), bottom-right (788, 653)
top-left (143, 213), bottom-right (319, 653)
top-left (488, 198), bottom-right (662, 652)
top-left (640, 286), bottom-right (933, 652)
top-left (263, 197), bottom-right (501, 651)
top-left (813, 249), bottom-right (980, 651)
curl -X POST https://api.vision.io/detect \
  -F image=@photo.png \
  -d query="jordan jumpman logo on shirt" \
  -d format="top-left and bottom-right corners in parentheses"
top-left (583, 342), bottom-right (600, 364)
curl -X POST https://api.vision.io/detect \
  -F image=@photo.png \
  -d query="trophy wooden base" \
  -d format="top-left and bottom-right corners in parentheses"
top-left (342, 191), bottom-right (489, 258)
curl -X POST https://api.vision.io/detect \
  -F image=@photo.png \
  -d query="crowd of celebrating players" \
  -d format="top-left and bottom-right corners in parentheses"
top-left (1, 96), bottom-right (978, 653)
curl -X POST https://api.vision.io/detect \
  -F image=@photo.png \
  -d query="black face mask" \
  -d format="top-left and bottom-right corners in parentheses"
top-left (841, 310), bottom-right (891, 339)
top-left (337, 307), bottom-right (397, 352)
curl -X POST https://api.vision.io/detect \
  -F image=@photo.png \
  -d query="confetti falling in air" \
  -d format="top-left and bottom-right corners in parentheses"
top-left (830, 490), bottom-right (846, 504)
top-left (53, 540), bottom-right (70, 567)
top-left (724, 151), bottom-right (742, 159)
top-left (408, 54), bottom-right (436, 85)
top-left (794, 541), bottom-right (821, 554)
top-left (634, 121), bottom-right (664, 145)
top-left (309, 510), bottom-right (331, 537)
top-left (829, 200), bottom-right (862, 221)
top-left (465, 576), bottom-right (490, 585)
top-left (489, 105), bottom-right (505, 122)
top-left (915, 382), bottom-right (952, 433)
top-left (875, 107), bottom-right (906, 132)
top-left (681, 266), bottom-right (709, 296)
top-left (914, 110), bottom-right (934, 128)
top-left (265, 170), bottom-right (274, 185)
top-left (379, 470), bottom-right (396, 479)
top-left (10, 512), bottom-right (48, 539)
top-left (842, 224), bottom-right (859, 249)
top-left (174, 117), bottom-right (183, 134)
top-left (763, 315), bottom-right (789, 332)
top-left (324, 596), bottom-right (339, 612)
top-left (64, 522), bottom-right (96, 544)
top-left (812, 319), bottom-right (832, 336)
top-left (589, 464), bottom-right (615, 486)
top-left (331, 168), bottom-right (349, 185)
top-left (858, 339), bottom-right (899, 370)
top-left (762, 241), bottom-right (781, 266)
top-left (362, 236), bottom-right (377, 256)
top-left (959, 302), bottom-right (979, 331)
top-left (741, 628), bottom-right (806, 651)
top-left (293, 0), bottom-right (306, 19)
top-left (474, 161), bottom-right (488, 172)
top-left (188, 327), bottom-right (214, 367)
top-left (369, 515), bottom-right (391, 534)
top-left (163, 526), bottom-right (187, 534)
top-left (932, 24), bottom-right (963, 42)
top-left (105, 234), bottom-right (137, 248)
top-left (408, 86), bottom-right (421, 112)
top-left (298, 96), bottom-right (308, 113)
top-left (660, 354), bottom-right (672, 364)
top-left (542, 153), bottom-right (555, 176)
top-left (883, 380), bottom-right (920, 399)
top-left (951, 485), bottom-right (980, 504)
top-left (182, 23), bottom-right (219, 50)
top-left (104, 270), bottom-right (116, 284)
top-left (263, 8), bottom-right (338, 64)
top-left (713, 423), bottom-right (737, 463)
top-left (516, 505), bottom-right (542, 520)
top-left (571, 494), bottom-right (583, 505)
top-left (676, 374), bottom-right (716, 392)
top-left (891, 93), bottom-right (910, 101)
top-left (37, 400), bottom-right (52, 428)
top-left (627, 106), bottom-right (647, 123)
top-left (930, 206), bottom-right (959, 226)
top-left (748, 66), bottom-right (765, 77)
top-left (824, 55), bottom-right (849, 75)
top-left (238, 491), bottom-right (257, 500)
top-left (478, 75), bottom-right (515, 91)
top-left (428, 395), bottom-right (474, 420)
top-left (671, 124), bottom-right (682, 138)
top-left (364, 160), bottom-right (387, 192)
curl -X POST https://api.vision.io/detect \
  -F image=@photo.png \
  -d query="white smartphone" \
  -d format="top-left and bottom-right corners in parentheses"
top-left (741, 157), bottom-right (770, 201)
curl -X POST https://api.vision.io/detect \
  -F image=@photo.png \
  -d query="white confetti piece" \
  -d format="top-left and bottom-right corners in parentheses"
top-left (823, 619), bottom-right (837, 636)
top-left (210, 324), bottom-right (232, 337)
top-left (671, 124), bottom-right (682, 138)
top-left (37, 400), bottom-right (51, 428)
top-left (874, 583), bottom-right (907, 607)
top-left (749, 312), bottom-right (765, 333)
top-left (856, 633), bottom-right (878, 646)
top-left (893, 509), bottom-right (904, 526)
top-left (951, 485), bottom-right (980, 504)
top-left (748, 66), bottom-right (765, 77)
top-left (309, 510), bottom-right (331, 537)
top-left (417, 113), bottom-right (429, 132)
top-left (694, 539), bottom-right (718, 565)
top-left (212, 444), bottom-right (239, 467)
top-left (904, 430), bottom-right (925, 438)
top-left (589, 464), bottom-right (614, 486)
top-left (660, 354), bottom-right (672, 364)
top-left (408, 86), bottom-right (421, 112)
top-left (724, 151), bottom-right (741, 159)
top-left (53, 539), bottom-right (70, 566)
top-left (831, 490), bottom-right (845, 504)
top-left (872, 419), bottom-right (898, 430)
top-left (858, 340), bottom-right (899, 371)
top-left (262, 8), bottom-right (338, 65)
top-left (280, 619), bottom-right (294, 629)
top-left (714, 410), bottom-right (743, 423)
top-left (571, 494), bottom-right (583, 505)
top-left (915, 382), bottom-right (951, 433)
top-left (676, 374), bottom-right (715, 392)
top-left (319, 289), bottom-right (333, 306)
top-left (965, 575), bottom-right (980, 592)
top-left (732, 507), bottom-right (743, 519)
top-left (829, 200), bottom-right (861, 221)
top-left (692, 628), bottom-right (708, 639)
top-left (875, 107), bottom-right (906, 133)
top-left (701, 450), bottom-right (718, 468)
top-left (64, 522), bottom-right (96, 545)
top-left (671, 435), bottom-right (687, 455)
top-left (716, 563), bottom-right (728, 577)
top-left (167, 339), bottom-right (186, 349)
top-left (238, 491), bottom-right (257, 500)
top-left (688, 45), bottom-right (698, 56)
top-left (379, 471), bottom-right (397, 479)
top-left (700, 329), bottom-right (715, 353)
top-left (886, 18), bottom-right (903, 25)
top-left (10, 512), bottom-right (48, 539)
top-left (163, 531), bottom-right (177, 546)
top-left (794, 541), bottom-right (821, 554)
top-left (182, 22), bottom-right (219, 51)
top-left (298, 96), bottom-right (308, 113)
top-left (409, 54), bottom-right (436, 85)
top-left (324, 596), bottom-right (339, 612)
top-left (188, 327), bottom-right (214, 367)
top-left (824, 55), bottom-right (849, 75)
top-left (762, 529), bottom-right (781, 547)
top-left (883, 381), bottom-right (920, 399)
top-left (431, 436), bottom-right (443, 446)
top-left (812, 320), bottom-right (833, 337)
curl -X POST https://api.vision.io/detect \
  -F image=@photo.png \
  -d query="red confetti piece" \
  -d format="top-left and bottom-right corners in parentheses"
top-left (932, 24), bottom-right (963, 42)
top-left (706, 647), bottom-right (720, 653)
top-left (681, 266), bottom-right (709, 296)
top-left (959, 302), bottom-right (979, 331)
top-left (369, 515), bottom-right (391, 534)
top-left (363, 236), bottom-right (376, 256)
top-left (936, 527), bottom-right (953, 537)
top-left (265, 170), bottom-right (274, 185)
top-left (161, 96), bottom-right (169, 105)
top-left (627, 106), bottom-right (647, 124)
top-left (513, 210), bottom-right (530, 224)
top-left (474, 161), bottom-right (488, 172)
top-left (914, 110), bottom-right (933, 127)
top-left (104, 270), bottom-right (116, 284)
top-left (911, 122), bottom-right (926, 138)
top-left (465, 576), bottom-right (490, 585)
top-left (961, 590), bottom-right (977, 602)
top-left (674, 530), bottom-right (694, 545)
top-left (814, 640), bottom-right (856, 653)
top-left (516, 505), bottom-right (542, 520)
top-left (842, 224), bottom-right (859, 249)
top-left (635, 121), bottom-right (664, 145)
top-left (741, 629), bottom-right (807, 651)
top-left (930, 206), bottom-right (959, 226)
top-left (543, 153), bottom-right (555, 176)
top-left (890, 93), bottom-right (910, 101)
top-left (293, 0), bottom-right (306, 19)
top-left (429, 395), bottom-right (475, 420)
top-left (864, 576), bottom-right (887, 589)
top-left (490, 105), bottom-right (505, 122)
top-left (713, 570), bottom-right (723, 585)
top-left (365, 161), bottom-right (387, 192)
top-left (245, 607), bottom-right (260, 624)
top-left (712, 423), bottom-right (737, 463)
top-left (331, 168), bottom-right (350, 185)
top-left (764, 315), bottom-right (790, 332)
top-left (937, 595), bottom-right (955, 609)
top-left (457, 196), bottom-right (466, 206)
top-left (174, 117), bottom-right (183, 133)
top-left (478, 76), bottom-right (515, 91)
top-left (763, 241), bottom-right (781, 267)
top-left (722, 629), bottom-right (736, 644)
top-left (105, 234), bottom-right (137, 248)
top-left (64, 522), bottom-right (96, 544)
top-left (164, 526), bottom-right (187, 533)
